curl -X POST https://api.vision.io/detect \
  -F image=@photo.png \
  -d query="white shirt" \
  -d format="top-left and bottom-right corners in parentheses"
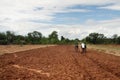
top-left (81, 43), bottom-right (85, 48)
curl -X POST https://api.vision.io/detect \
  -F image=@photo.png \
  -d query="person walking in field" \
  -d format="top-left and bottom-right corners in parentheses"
top-left (74, 41), bottom-right (79, 52)
top-left (81, 42), bottom-right (87, 54)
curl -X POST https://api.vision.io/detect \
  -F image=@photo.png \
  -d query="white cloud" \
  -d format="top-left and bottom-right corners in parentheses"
top-left (100, 4), bottom-right (120, 10)
top-left (0, 0), bottom-right (119, 22)
top-left (56, 18), bottom-right (120, 39)
top-left (0, 0), bottom-right (120, 39)
top-left (0, 17), bottom-right (120, 39)
top-left (0, 0), bottom-right (92, 22)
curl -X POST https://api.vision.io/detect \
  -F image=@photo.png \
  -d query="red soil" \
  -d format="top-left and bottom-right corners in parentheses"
top-left (0, 45), bottom-right (120, 80)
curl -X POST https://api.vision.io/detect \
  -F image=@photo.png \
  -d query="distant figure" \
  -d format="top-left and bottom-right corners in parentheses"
top-left (81, 42), bottom-right (87, 54)
top-left (74, 41), bottom-right (79, 52)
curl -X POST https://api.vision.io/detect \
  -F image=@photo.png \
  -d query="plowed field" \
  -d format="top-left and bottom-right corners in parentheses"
top-left (0, 45), bottom-right (120, 80)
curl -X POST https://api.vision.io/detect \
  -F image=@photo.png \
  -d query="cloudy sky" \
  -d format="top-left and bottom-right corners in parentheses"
top-left (0, 0), bottom-right (120, 39)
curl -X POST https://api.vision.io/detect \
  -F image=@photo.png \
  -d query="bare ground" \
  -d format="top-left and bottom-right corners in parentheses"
top-left (0, 45), bottom-right (120, 80)
top-left (0, 45), bottom-right (54, 55)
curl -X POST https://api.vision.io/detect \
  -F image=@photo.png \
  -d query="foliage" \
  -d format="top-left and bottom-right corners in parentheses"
top-left (27, 31), bottom-right (42, 44)
top-left (0, 31), bottom-right (74, 45)
top-left (48, 31), bottom-right (59, 44)
top-left (84, 32), bottom-right (120, 44)
top-left (6, 31), bottom-right (15, 44)
top-left (0, 32), bottom-right (7, 45)
top-left (0, 31), bottom-right (120, 45)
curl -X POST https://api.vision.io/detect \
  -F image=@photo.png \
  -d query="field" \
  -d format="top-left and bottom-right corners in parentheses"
top-left (88, 44), bottom-right (120, 56)
top-left (0, 45), bottom-right (120, 80)
top-left (0, 45), bottom-right (55, 55)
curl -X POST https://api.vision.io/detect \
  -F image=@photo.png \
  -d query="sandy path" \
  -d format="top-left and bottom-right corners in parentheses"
top-left (0, 45), bottom-right (55, 55)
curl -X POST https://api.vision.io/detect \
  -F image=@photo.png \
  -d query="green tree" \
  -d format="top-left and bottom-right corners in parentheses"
top-left (117, 36), bottom-right (120, 44)
top-left (27, 31), bottom-right (42, 44)
top-left (0, 32), bottom-right (7, 44)
top-left (6, 31), bottom-right (15, 44)
top-left (14, 35), bottom-right (26, 45)
top-left (48, 31), bottom-right (59, 44)
top-left (112, 34), bottom-right (118, 44)
top-left (61, 36), bottom-right (65, 41)
top-left (85, 33), bottom-right (105, 44)
top-left (41, 37), bottom-right (49, 44)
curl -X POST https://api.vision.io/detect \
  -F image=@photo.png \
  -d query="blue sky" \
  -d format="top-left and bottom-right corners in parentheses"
top-left (0, 0), bottom-right (120, 39)
top-left (51, 5), bottom-right (120, 24)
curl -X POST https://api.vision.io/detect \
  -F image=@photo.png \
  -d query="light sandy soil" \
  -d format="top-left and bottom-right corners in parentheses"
top-left (88, 44), bottom-right (120, 56)
top-left (0, 45), bottom-right (55, 55)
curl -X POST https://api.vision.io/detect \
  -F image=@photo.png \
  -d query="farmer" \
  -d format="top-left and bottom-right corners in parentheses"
top-left (81, 42), bottom-right (87, 54)
top-left (74, 41), bottom-right (79, 52)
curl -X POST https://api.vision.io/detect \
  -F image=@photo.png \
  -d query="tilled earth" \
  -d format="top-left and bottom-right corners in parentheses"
top-left (0, 45), bottom-right (120, 80)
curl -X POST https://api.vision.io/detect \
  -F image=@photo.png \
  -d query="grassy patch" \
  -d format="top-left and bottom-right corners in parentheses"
top-left (88, 44), bottom-right (120, 56)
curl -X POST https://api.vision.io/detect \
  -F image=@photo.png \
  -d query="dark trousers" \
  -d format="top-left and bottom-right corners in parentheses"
top-left (75, 46), bottom-right (78, 52)
top-left (82, 48), bottom-right (86, 53)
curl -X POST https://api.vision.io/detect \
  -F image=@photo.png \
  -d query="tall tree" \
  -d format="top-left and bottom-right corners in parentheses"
top-left (6, 31), bottom-right (15, 44)
top-left (27, 31), bottom-right (42, 44)
top-left (85, 32), bottom-right (105, 44)
top-left (48, 31), bottom-right (59, 44)
top-left (0, 32), bottom-right (7, 44)
top-left (117, 36), bottom-right (120, 44)
top-left (112, 34), bottom-right (118, 44)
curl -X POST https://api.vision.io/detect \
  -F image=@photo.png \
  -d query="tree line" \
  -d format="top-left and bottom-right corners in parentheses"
top-left (82, 33), bottom-right (120, 44)
top-left (0, 31), bottom-right (74, 45)
top-left (0, 31), bottom-right (120, 45)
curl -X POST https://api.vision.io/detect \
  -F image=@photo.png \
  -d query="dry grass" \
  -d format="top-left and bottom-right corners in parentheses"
top-left (88, 44), bottom-right (120, 56)
top-left (0, 45), bottom-right (55, 55)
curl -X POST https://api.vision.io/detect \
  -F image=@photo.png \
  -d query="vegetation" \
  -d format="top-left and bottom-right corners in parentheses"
top-left (0, 31), bottom-right (120, 45)
top-left (88, 44), bottom-right (120, 56)
top-left (0, 31), bottom-right (74, 45)
top-left (82, 33), bottom-right (120, 44)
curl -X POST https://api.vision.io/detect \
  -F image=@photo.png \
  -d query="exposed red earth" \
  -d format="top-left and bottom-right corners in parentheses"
top-left (0, 45), bottom-right (120, 80)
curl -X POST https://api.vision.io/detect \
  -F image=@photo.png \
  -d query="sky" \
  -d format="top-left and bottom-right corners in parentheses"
top-left (0, 0), bottom-right (120, 39)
